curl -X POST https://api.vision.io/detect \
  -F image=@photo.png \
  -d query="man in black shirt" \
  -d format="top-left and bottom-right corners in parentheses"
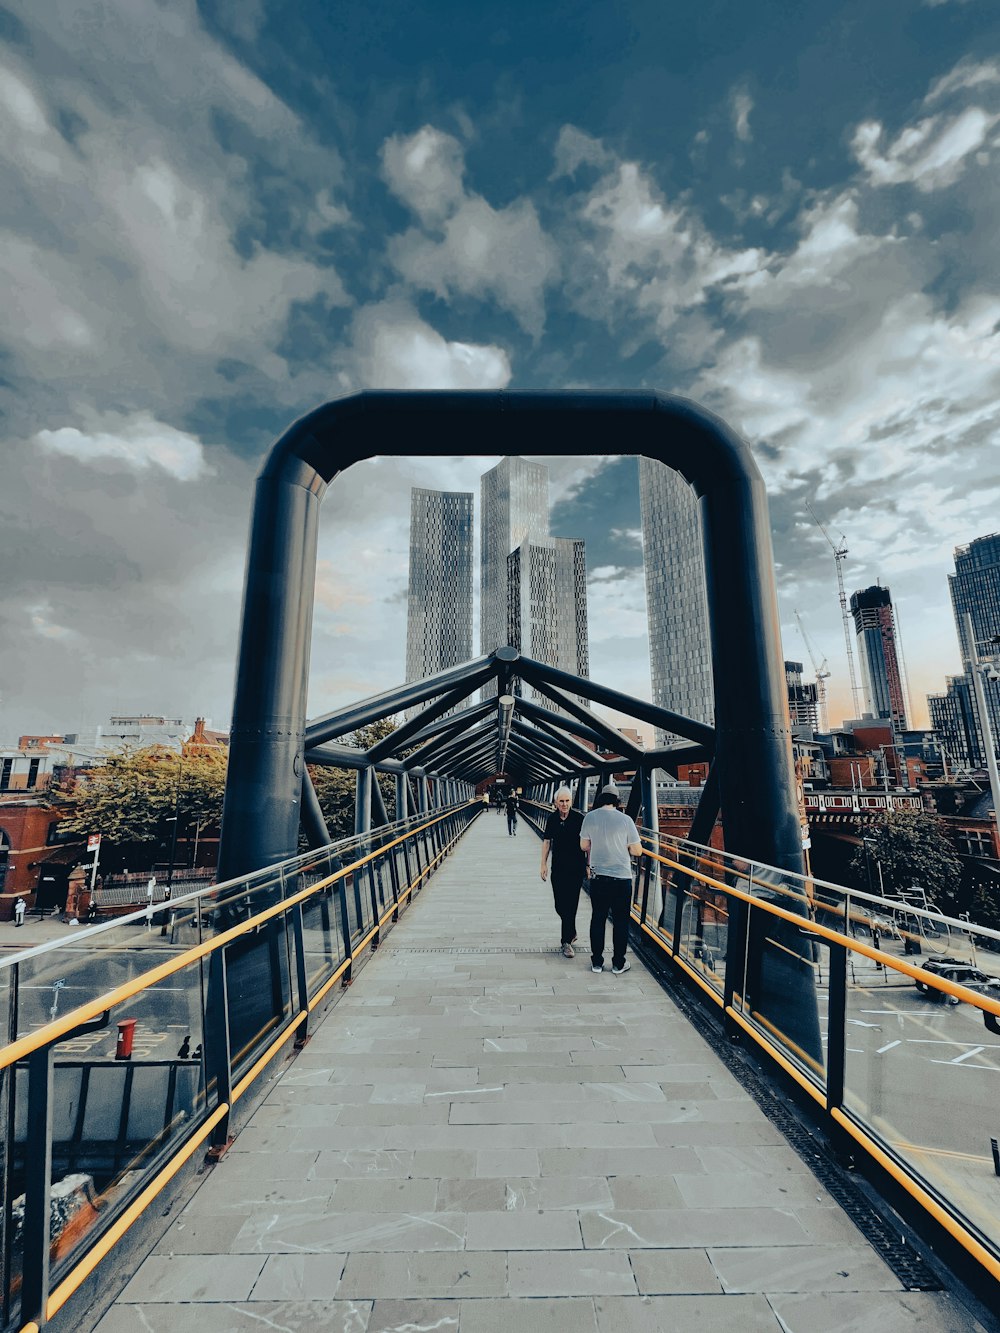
top-left (505, 790), bottom-right (519, 835)
top-left (540, 787), bottom-right (587, 957)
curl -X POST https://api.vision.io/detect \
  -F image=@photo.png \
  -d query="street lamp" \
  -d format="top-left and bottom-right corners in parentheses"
top-left (962, 614), bottom-right (1000, 833)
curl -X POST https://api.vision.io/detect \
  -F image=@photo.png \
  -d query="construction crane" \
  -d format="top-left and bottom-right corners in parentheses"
top-left (805, 501), bottom-right (863, 720)
top-left (794, 609), bottom-right (831, 733)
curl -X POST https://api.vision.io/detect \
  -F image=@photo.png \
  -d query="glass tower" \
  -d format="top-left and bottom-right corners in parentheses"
top-left (639, 456), bottom-right (714, 746)
top-left (480, 456), bottom-right (549, 660)
top-left (928, 534), bottom-right (1000, 769)
top-left (950, 533), bottom-right (1000, 668)
top-left (849, 585), bottom-right (908, 730)
top-left (507, 537), bottom-right (590, 705)
top-left (405, 488), bottom-right (473, 715)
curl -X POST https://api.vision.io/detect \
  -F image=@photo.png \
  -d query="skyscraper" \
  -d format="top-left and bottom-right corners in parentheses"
top-left (849, 585), bottom-right (908, 730)
top-left (507, 538), bottom-right (590, 702)
top-left (928, 534), bottom-right (1000, 769)
top-left (480, 456), bottom-right (549, 659)
top-left (785, 661), bottom-right (820, 732)
top-left (405, 488), bottom-right (473, 712)
top-left (949, 533), bottom-right (1000, 668)
top-left (639, 456), bottom-right (714, 746)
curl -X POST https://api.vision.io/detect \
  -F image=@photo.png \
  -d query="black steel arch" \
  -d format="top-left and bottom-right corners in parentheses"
top-left (217, 389), bottom-right (801, 888)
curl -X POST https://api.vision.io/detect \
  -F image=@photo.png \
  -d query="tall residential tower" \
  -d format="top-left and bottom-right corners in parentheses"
top-left (405, 488), bottom-right (474, 710)
top-left (508, 537), bottom-right (590, 701)
top-left (928, 534), bottom-right (1000, 769)
top-left (480, 456), bottom-right (549, 659)
top-left (849, 585), bottom-right (908, 730)
top-left (639, 456), bottom-right (714, 746)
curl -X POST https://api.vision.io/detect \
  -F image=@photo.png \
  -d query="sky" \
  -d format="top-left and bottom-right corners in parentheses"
top-left (2, 0), bottom-right (999, 744)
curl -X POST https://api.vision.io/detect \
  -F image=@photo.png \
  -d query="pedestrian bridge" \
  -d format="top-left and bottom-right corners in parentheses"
top-left (3, 804), bottom-right (998, 1331)
top-left (4, 389), bottom-right (1000, 1329)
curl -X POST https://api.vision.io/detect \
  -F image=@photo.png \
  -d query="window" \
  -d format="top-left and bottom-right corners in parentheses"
top-left (46, 821), bottom-right (78, 846)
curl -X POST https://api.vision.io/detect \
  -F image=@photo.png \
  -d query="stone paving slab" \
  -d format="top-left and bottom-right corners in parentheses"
top-left (95, 811), bottom-right (993, 1332)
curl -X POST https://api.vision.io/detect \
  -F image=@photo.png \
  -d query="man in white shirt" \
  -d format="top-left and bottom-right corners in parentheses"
top-left (580, 786), bottom-right (642, 975)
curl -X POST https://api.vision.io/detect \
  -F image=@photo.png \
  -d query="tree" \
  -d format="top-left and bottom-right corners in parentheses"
top-left (849, 809), bottom-right (963, 909)
top-left (59, 746), bottom-right (227, 874)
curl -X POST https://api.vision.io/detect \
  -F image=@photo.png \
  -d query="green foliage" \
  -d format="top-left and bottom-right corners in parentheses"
top-left (59, 746), bottom-right (227, 873)
top-left (969, 884), bottom-right (1000, 935)
top-left (849, 808), bottom-right (963, 907)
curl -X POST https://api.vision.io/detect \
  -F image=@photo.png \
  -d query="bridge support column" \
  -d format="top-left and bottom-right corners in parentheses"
top-left (371, 770), bottom-right (389, 828)
top-left (355, 767), bottom-right (372, 836)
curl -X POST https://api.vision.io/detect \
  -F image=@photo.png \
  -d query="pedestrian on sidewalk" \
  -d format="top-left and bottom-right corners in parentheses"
top-left (13, 897), bottom-right (26, 927)
top-left (580, 786), bottom-right (641, 975)
top-left (505, 790), bottom-right (519, 836)
top-left (540, 787), bottom-right (586, 958)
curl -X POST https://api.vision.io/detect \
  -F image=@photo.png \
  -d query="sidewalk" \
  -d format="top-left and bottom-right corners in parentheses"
top-left (91, 812), bottom-right (991, 1332)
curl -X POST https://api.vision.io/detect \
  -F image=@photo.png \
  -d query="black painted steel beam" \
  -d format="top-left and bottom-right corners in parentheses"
top-left (305, 655), bottom-right (497, 747)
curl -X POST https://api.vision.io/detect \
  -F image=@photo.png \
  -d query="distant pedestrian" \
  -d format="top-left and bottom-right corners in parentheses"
top-left (86, 900), bottom-right (98, 923)
top-left (580, 786), bottom-right (641, 975)
top-left (177, 1035), bottom-right (191, 1059)
top-left (13, 897), bottom-right (26, 927)
top-left (191, 1043), bottom-right (202, 1062)
top-left (505, 791), bottom-right (519, 836)
top-left (540, 787), bottom-right (586, 958)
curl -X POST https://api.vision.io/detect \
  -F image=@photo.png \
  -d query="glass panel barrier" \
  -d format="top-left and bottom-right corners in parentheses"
top-left (841, 918), bottom-right (1000, 1256)
top-left (9, 964), bottom-right (208, 1319)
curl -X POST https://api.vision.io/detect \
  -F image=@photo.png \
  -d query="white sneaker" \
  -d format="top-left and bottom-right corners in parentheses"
top-left (591, 964), bottom-right (603, 973)
top-left (562, 943), bottom-right (574, 958)
top-left (612, 960), bottom-right (631, 975)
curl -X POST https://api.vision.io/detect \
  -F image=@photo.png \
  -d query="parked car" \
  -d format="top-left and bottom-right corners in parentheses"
top-left (914, 957), bottom-right (1000, 1005)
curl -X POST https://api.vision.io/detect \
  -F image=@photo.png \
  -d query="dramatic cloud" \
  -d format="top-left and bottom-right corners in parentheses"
top-left (384, 127), bottom-right (560, 337)
top-left (852, 107), bottom-right (996, 191)
top-left (34, 415), bottom-right (210, 482)
top-left (2, 4), bottom-right (997, 741)
top-left (350, 300), bottom-right (512, 390)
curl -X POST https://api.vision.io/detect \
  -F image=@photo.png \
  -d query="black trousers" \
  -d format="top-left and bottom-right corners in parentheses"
top-left (551, 873), bottom-right (582, 945)
top-left (589, 875), bottom-right (632, 969)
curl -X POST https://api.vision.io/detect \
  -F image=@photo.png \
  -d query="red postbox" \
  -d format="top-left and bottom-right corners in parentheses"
top-left (115, 1018), bottom-right (137, 1060)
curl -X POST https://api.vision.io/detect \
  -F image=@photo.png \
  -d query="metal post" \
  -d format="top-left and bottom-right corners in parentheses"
top-left (204, 950), bottom-right (233, 1150)
top-left (396, 772), bottom-right (409, 823)
top-left (290, 900), bottom-right (310, 1046)
top-left (826, 940), bottom-right (848, 1111)
top-left (355, 767), bottom-right (373, 837)
top-left (21, 1047), bottom-right (54, 1326)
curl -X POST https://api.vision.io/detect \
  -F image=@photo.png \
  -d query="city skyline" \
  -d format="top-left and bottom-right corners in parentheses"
top-left (2, 3), bottom-right (999, 740)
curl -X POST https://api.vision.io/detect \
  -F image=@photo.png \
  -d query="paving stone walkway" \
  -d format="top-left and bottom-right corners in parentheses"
top-left (94, 808), bottom-right (992, 1332)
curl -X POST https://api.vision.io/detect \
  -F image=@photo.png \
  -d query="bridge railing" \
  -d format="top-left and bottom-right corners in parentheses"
top-left (632, 828), bottom-right (1000, 1297)
top-left (0, 800), bottom-right (482, 1332)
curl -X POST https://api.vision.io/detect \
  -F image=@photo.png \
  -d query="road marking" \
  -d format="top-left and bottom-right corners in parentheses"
top-left (908, 1038), bottom-right (1000, 1048)
top-left (876, 1040), bottom-right (901, 1054)
top-left (929, 1058), bottom-right (998, 1071)
top-left (950, 1046), bottom-right (986, 1064)
top-left (847, 1019), bottom-right (882, 1028)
